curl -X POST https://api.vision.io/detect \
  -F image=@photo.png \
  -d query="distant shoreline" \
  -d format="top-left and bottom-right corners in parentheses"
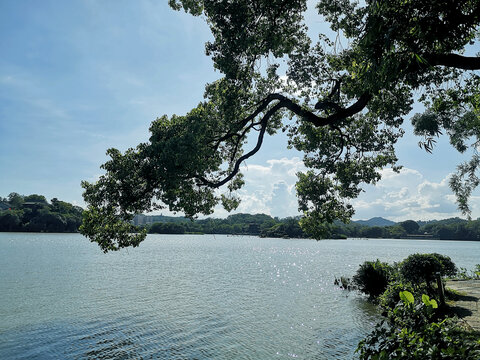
top-left (1, 231), bottom-right (479, 242)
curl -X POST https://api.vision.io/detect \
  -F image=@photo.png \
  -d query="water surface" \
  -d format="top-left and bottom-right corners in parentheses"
top-left (1, 233), bottom-right (479, 359)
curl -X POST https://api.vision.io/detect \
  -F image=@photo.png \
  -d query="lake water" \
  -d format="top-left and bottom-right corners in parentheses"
top-left (1, 233), bottom-right (479, 359)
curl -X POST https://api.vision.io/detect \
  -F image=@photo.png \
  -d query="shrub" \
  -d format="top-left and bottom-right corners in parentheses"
top-left (379, 281), bottom-right (417, 310)
top-left (400, 253), bottom-right (457, 288)
top-left (352, 260), bottom-right (393, 298)
top-left (357, 291), bottom-right (480, 359)
top-left (334, 276), bottom-right (353, 290)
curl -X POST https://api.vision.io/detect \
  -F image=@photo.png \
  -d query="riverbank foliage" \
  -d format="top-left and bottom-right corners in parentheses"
top-left (142, 214), bottom-right (480, 241)
top-left (2, 193), bottom-right (480, 242)
top-left (358, 291), bottom-right (480, 359)
top-left (330, 218), bottom-right (480, 240)
top-left (143, 213), bottom-right (308, 238)
top-left (0, 192), bottom-right (83, 233)
top-left (340, 254), bottom-right (480, 359)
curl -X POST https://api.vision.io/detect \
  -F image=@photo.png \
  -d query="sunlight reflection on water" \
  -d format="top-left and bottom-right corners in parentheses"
top-left (1, 233), bottom-right (478, 359)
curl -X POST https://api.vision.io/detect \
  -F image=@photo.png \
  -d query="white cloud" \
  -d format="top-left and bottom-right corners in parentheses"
top-left (212, 157), bottom-right (306, 218)
top-left (159, 159), bottom-right (477, 222)
top-left (266, 181), bottom-right (299, 218)
top-left (241, 157), bottom-right (305, 187)
top-left (352, 167), bottom-right (474, 221)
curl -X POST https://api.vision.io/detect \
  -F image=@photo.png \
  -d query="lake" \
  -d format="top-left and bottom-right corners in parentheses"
top-left (1, 233), bottom-right (479, 359)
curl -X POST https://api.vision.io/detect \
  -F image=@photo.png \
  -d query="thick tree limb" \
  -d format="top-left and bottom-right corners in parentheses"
top-left (424, 53), bottom-right (480, 70)
top-left (269, 92), bottom-right (372, 126)
top-left (197, 92), bottom-right (373, 188)
top-left (209, 96), bottom-right (274, 148)
top-left (315, 100), bottom-right (343, 112)
top-left (197, 102), bottom-right (284, 188)
top-left (210, 90), bottom-right (372, 153)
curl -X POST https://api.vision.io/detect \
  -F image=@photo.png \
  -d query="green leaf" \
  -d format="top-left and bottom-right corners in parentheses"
top-left (399, 290), bottom-right (414, 305)
top-left (421, 294), bottom-right (437, 308)
top-left (422, 294), bottom-right (431, 306)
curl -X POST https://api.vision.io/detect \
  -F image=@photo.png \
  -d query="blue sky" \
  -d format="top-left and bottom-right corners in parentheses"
top-left (1, 0), bottom-right (479, 221)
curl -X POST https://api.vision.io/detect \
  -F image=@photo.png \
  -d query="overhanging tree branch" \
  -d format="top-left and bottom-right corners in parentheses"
top-left (197, 101), bottom-right (284, 187)
top-left (197, 92), bottom-right (373, 188)
top-left (269, 93), bottom-right (373, 127)
top-left (424, 53), bottom-right (480, 70)
top-left (200, 52), bottom-right (478, 191)
top-left (82, 0), bottom-right (480, 250)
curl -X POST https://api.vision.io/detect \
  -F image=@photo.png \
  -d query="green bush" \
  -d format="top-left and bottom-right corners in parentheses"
top-left (351, 255), bottom-right (478, 359)
top-left (334, 276), bottom-right (353, 290)
top-left (379, 281), bottom-right (417, 310)
top-left (353, 260), bottom-right (393, 298)
top-left (400, 253), bottom-right (457, 288)
top-left (357, 291), bottom-right (480, 359)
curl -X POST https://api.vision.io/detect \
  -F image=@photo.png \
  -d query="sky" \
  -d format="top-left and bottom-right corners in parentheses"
top-left (1, 0), bottom-right (479, 222)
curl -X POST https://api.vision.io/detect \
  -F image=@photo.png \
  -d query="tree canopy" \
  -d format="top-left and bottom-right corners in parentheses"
top-left (0, 193), bottom-right (83, 233)
top-left (81, 0), bottom-right (480, 251)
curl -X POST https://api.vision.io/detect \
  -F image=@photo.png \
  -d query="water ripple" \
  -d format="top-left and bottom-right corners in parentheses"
top-left (1, 233), bottom-right (479, 359)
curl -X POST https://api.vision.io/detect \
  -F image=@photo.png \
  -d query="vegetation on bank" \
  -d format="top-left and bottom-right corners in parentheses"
top-left (0, 193), bottom-right (83, 233)
top-left (2, 192), bottom-right (480, 241)
top-left (329, 218), bottom-right (480, 241)
top-left (142, 213), bottom-right (307, 238)
top-left (141, 214), bottom-right (480, 241)
top-left (337, 254), bottom-right (480, 359)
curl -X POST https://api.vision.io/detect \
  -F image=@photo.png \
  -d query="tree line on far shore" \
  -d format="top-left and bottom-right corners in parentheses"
top-left (144, 213), bottom-right (305, 238)
top-left (0, 193), bottom-right (83, 233)
top-left (1, 192), bottom-right (480, 240)
top-left (141, 214), bottom-right (480, 241)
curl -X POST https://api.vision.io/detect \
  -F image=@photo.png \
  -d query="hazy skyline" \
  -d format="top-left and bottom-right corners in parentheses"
top-left (1, 0), bottom-right (479, 221)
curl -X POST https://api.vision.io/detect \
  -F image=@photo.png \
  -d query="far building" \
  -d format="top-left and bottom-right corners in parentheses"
top-left (133, 214), bottom-right (148, 226)
top-left (23, 201), bottom-right (45, 209)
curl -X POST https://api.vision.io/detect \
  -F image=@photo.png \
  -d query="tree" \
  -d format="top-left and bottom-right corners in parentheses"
top-left (0, 193), bottom-right (84, 233)
top-left (385, 225), bottom-right (407, 238)
top-left (0, 211), bottom-right (21, 231)
top-left (24, 194), bottom-right (48, 204)
top-left (399, 220), bottom-right (420, 234)
top-left (352, 260), bottom-right (393, 298)
top-left (149, 222), bottom-right (185, 234)
top-left (363, 225), bottom-right (388, 238)
top-left (260, 217), bottom-right (305, 238)
top-left (7, 192), bottom-right (24, 209)
top-left (400, 253), bottom-right (457, 290)
top-left (81, 0), bottom-right (480, 251)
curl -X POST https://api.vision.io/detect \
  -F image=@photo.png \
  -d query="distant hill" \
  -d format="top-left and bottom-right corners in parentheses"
top-left (136, 214), bottom-right (399, 228)
top-left (428, 217), bottom-right (468, 226)
top-left (354, 217), bottom-right (396, 227)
